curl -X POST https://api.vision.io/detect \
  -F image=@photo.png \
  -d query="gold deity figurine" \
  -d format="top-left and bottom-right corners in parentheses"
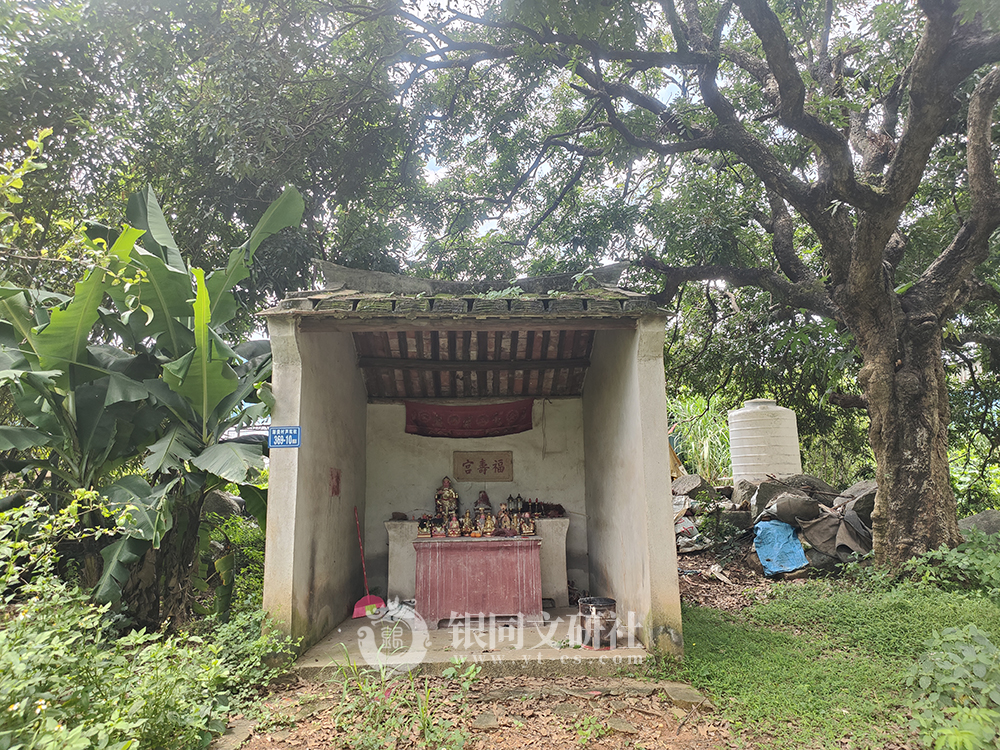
top-left (460, 510), bottom-right (473, 536)
top-left (446, 513), bottom-right (462, 537)
top-left (483, 513), bottom-right (496, 536)
top-left (519, 512), bottom-right (535, 536)
top-left (435, 476), bottom-right (459, 518)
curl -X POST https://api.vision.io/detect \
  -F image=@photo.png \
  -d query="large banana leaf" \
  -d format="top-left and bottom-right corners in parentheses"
top-left (191, 441), bottom-right (264, 483)
top-left (205, 185), bottom-right (304, 325)
top-left (102, 475), bottom-right (177, 547)
top-left (143, 426), bottom-right (199, 474)
top-left (242, 185), bottom-right (305, 258)
top-left (236, 483), bottom-right (267, 530)
top-left (32, 268), bottom-right (107, 384)
top-left (6, 377), bottom-right (63, 436)
top-left (0, 426), bottom-right (54, 451)
top-left (32, 228), bottom-right (139, 385)
top-left (126, 187), bottom-right (185, 271)
top-left (94, 536), bottom-right (150, 605)
top-left (0, 285), bottom-right (39, 364)
top-left (71, 382), bottom-right (120, 462)
top-left (119, 245), bottom-right (195, 357)
top-left (163, 269), bottom-right (237, 434)
top-left (205, 248), bottom-right (248, 327)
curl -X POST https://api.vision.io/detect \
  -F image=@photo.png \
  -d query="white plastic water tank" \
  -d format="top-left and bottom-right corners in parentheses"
top-left (728, 399), bottom-right (802, 482)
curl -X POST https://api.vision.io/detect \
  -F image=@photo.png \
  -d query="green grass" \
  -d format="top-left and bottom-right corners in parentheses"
top-left (642, 580), bottom-right (1000, 749)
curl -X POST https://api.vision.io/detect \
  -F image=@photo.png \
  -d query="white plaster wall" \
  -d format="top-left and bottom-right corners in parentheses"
top-left (582, 318), bottom-right (682, 655)
top-left (263, 321), bottom-right (368, 649)
top-left (365, 399), bottom-right (588, 594)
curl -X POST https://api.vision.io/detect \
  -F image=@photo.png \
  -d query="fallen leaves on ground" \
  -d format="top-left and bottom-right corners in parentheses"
top-left (235, 674), bottom-right (733, 750)
top-left (676, 545), bottom-right (774, 611)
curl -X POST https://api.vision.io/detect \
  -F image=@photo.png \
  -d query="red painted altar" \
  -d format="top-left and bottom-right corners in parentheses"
top-left (414, 537), bottom-right (543, 629)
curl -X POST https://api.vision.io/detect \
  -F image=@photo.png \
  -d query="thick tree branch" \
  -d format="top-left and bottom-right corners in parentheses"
top-left (964, 276), bottom-right (1000, 307)
top-left (637, 256), bottom-right (839, 319)
top-left (766, 191), bottom-right (813, 284)
top-left (733, 0), bottom-right (878, 210)
top-left (913, 66), bottom-right (1000, 318)
top-left (828, 392), bottom-right (868, 410)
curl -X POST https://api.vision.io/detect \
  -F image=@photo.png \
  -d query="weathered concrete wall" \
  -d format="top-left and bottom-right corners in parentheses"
top-left (365, 399), bottom-right (588, 594)
top-left (582, 317), bottom-right (682, 656)
top-left (263, 319), bottom-right (368, 650)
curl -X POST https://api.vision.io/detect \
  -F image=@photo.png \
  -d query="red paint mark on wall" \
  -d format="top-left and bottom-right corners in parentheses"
top-left (330, 468), bottom-right (341, 497)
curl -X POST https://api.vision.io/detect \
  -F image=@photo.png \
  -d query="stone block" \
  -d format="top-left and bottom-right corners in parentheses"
top-left (959, 509), bottom-right (1000, 536)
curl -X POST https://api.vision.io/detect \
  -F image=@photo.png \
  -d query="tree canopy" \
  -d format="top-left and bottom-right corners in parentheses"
top-left (1, 0), bottom-right (419, 321)
top-left (4, 0), bottom-right (1000, 568)
top-left (334, 0), bottom-right (1000, 567)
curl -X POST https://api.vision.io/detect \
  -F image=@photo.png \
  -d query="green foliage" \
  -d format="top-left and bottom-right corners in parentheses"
top-left (210, 515), bottom-right (266, 611)
top-left (902, 531), bottom-right (1000, 600)
top-left (747, 580), bottom-right (1000, 660)
top-left (0, 181), bottom-right (299, 620)
top-left (572, 714), bottom-right (609, 744)
top-left (210, 609), bottom-right (297, 710)
top-left (666, 394), bottom-right (730, 483)
top-left (332, 656), bottom-right (476, 750)
top-left (1, 0), bottom-right (417, 314)
top-left (640, 574), bottom-right (1000, 749)
top-left (644, 602), bottom-right (909, 748)
top-left (905, 625), bottom-right (1000, 750)
top-left (0, 497), bottom-right (230, 750)
top-left (439, 657), bottom-right (482, 693)
top-left (0, 576), bottom-right (230, 750)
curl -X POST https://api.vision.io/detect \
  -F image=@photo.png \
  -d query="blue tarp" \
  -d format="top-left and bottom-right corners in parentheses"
top-left (754, 520), bottom-right (809, 576)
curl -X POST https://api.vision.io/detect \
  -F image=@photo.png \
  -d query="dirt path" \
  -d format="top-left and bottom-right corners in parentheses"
top-left (229, 674), bottom-right (733, 750)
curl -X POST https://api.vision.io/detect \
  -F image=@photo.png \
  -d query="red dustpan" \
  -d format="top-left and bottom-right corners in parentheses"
top-left (353, 507), bottom-right (385, 618)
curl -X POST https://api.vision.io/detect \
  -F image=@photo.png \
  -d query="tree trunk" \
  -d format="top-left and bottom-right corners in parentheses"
top-left (159, 493), bottom-right (206, 629)
top-left (856, 311), bottom-right (962, 569)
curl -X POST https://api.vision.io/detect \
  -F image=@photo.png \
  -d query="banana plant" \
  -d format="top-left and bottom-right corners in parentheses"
top-left (0, 184), bottom-right (304, 623)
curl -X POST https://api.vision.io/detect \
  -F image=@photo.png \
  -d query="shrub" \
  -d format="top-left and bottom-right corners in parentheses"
top-left (902, 530), bottom-right (1000, 600)
top-left (211, 608), bottom-right (297, 709)
top-left (0, 576), bottom-right (228, 750)
top-left (905, 625), bottom-right (1000, 750)
top-left (210, 515), bottom-right (266, 612)
top-left (0, 494), bottom-right (295, 749)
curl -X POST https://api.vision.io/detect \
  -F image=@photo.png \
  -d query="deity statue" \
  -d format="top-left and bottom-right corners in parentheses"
top-left (461, 510), bottom-right (473, 536)
top-left (483, 513), bottom-right (496, 536)
top-left (417, 517), bottom-right (431, 538)
top-left (519, 512), bottom-right (535, 536)
top-left (431, 518), bottom-right (446, 537)
top-left (475, 490), bottom-right (492, 515)
top-left (435, 476), bottom-right (459, 518)
top-left (447, 513), bottom-right (462, 537)
top-left (497, 502), bottom-right (513, 532)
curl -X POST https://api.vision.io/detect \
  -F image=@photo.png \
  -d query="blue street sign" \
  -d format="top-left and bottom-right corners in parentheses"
top-left (268, 425), bottom-right (301, 448)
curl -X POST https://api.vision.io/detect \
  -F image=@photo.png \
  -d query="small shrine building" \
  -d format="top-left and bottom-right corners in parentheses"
top-left (260, 263), bottom-right (684, 656)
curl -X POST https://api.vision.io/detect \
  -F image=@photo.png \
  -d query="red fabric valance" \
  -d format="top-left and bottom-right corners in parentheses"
top-left (405, 399), bottom-right (534, 438)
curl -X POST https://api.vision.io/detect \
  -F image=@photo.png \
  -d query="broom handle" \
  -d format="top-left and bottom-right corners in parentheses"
top-left (354, 507), bottom-right (371, 597)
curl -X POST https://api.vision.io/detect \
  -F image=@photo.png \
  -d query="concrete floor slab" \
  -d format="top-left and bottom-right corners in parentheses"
top-left (294, 608), bottom-right (648, 678)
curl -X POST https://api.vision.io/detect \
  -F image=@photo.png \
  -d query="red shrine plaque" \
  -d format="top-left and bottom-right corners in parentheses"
top-left (414, 537), bottom-right (542, 629)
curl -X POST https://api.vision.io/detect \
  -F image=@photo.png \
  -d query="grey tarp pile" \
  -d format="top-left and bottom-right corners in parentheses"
top-left (751, 476), bottom-right (875, 574)
top-left (671, 473), bottom-right (877, 575)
